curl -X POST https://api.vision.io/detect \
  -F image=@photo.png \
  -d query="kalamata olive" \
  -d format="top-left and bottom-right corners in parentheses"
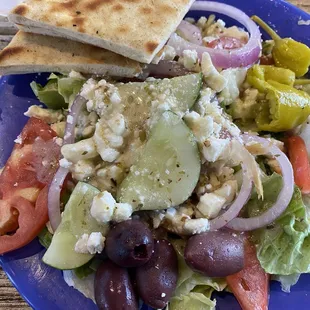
top-left (184, 231), bottom-right (244, 277)
top-left (105, 220), bottom-right (154, 268)
top-left (136, 239), bottom-right (178, 309)
top-left (95, 260), bottom-right (138, 310)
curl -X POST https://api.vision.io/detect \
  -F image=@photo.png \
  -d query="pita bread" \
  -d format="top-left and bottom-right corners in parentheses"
top-left (9, 0), bottom-right (194, 64)
top-left (0, 31), bottom-right (143, 76)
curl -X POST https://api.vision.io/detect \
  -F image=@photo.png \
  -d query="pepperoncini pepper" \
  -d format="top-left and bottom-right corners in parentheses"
top-left (255, 80), bottom-right (310, 132)
top-left (252, 16), bottom-right (310, 77)
top-left (247, 65), bottom-right (295, 92)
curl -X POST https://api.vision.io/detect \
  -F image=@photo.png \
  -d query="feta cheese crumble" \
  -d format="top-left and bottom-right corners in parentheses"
top-left (180, 50), bottom-right (198, 70)
top-left (14, 135), bottom-right (22, 144)
top-left (91, 191), bottom-right (133, 223)
top-left (201, 52), bottom-right (227, 92)
top-left (75, 232), bottom-right (106, 254)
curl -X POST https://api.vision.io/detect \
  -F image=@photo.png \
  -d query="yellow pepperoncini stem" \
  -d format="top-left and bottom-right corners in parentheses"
top-left (255, 80), bottom-right (310, 132)
top-left (294, 79), bottom-right (310, 86)
top-left (247, 65), bottom-right (295, 92)
top-left (252, 15), bottom-right (310, 77)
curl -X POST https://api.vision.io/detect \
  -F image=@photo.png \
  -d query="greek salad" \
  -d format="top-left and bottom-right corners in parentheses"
top-left (1, 1), bottom-right (310, 310)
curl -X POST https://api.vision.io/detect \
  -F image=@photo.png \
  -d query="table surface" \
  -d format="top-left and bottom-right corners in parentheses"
top-left (0, 0), bottom-right (309, 309)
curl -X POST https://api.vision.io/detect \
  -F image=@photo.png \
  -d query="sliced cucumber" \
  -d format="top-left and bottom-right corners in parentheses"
top-left (117, 111), bottom-right (201, 210)
top-left (43, 182), bottom-right (108, 270)
top-left (118, 73), bottom-right (202, 131)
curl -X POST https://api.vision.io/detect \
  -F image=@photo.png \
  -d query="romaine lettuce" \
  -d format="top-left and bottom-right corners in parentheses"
top-left (247, 174), bottom-right (310, 275)
top-left (272, 274), bottom-right (301, 293)
top-left (31, 73), bottom-right (85, 109)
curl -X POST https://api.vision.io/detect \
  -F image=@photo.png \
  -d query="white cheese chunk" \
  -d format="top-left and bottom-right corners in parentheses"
top-left (183, 218), bottom-right (210, 234)
top-left (87, 232), bottom-right (105, 254)
top-left (91, 191), bottom-right (116, 223)
top-left (201, 52), bottom-right (227, 92)
top-left (61, 138), bottom-right (98, 163)
top-left (182, 50), bottom-right (198, 70)
top-left (202, 137), bottom-right (230, 162)
top-left (196, 192), bottom-right (226, 219)
top-left (70, 159), bottom-right (95, 181)
top-left (113, 203), bottom-right (133, 223)
top-left (91, 191), bottom-right (133, 223)
top-left (74, 234), bottom-right (89, 254)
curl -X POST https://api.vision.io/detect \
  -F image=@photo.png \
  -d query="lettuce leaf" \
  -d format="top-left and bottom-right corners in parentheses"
top-left (168, 292), bottom-right (215, 310)
top-left (31, 73), bottom-right (85, 109)
top-left (38, 227), bottom-right (53, 249)
top-left (272, 274), bottom-right (301, 293)
top-left (247, 174), bottom-right (310, 275)
top-left (168, 239), bottom-right (226, 310)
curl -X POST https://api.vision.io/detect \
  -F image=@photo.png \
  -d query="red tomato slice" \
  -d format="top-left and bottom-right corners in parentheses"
top-left (0, 188), bottom-right (48, 254)
top-left (286, 135), bottom-right (310, 194)
top-left (205, 36), bottom-right (245, 50)
top-left (260, 55), bottom-right (275, 65)
top-left (226, 239), bottom-right (269, 310)
top-left (0, 117), bottom-right (59, 254)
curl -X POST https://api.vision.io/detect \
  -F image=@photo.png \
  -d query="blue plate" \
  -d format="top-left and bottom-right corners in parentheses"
top-left (1, 1), bottom-right (310, 309)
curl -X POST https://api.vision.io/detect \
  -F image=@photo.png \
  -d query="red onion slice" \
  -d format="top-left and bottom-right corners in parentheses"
top-left (177, 20), bottom-right (202, 45)
top-left (226, 135), bottom-right (294, 231)
top-left (48, 95), bottom-right (87, 232)
top-left (167, 1), bottom-right (261, 69)
top-left (142, 60), bottom-right (190, 79)
top-left (209, 163), bottom-right (253, 231)
top-left (48, 166), bottom-right (69, 231)
top-left (64, 95), bottom-right (86, 144)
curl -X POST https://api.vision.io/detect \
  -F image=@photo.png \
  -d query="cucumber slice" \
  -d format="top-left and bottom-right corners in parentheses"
top-left (43, 182), bottom-right (108, 270)
top-left (117, 111), bottom-right (201, 210)
top-left (118, 73), bottom-right (202, 131)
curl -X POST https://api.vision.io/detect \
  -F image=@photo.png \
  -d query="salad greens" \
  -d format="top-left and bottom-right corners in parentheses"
top-left (247, 174), bottom-right (310, 275)
top-left (38, 227), bottom-right (53, 249)
top-left (272, 274), bottom-right (301, 293)
top-left (31, 73), bottom-right (85, 109)
top-left (169, 239), bottom-right (226, 310)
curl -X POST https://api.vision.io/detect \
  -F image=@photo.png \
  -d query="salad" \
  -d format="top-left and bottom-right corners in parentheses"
top-left (1, 1), bottom-right (310, 310)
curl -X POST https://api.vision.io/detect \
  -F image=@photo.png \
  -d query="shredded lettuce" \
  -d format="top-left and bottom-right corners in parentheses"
top-left (74, 261), bottom-right (94, 279)
top-left (63, 270), bottom-right (95, 302)
top-left (272, 274), bottom-right (301, 293)
top-left (247, 173), bottom-right (310, 275)
top-left (168, 239), bottom-right (226, 310)
top-left (38, 227), bottom-right (53, 249)
top-left (74, 258), bottom-right (102, 279)
top-left (30, 73), bottom-right (85, 109)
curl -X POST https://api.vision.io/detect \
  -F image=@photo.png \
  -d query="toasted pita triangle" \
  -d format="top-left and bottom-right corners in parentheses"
top-left (9, 0), bottom-right (194, 64)
top-left (0, 31), bottom-right (143, 77)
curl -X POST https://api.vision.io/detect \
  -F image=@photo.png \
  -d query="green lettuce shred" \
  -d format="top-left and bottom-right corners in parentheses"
top-left (30, 73), bottom-right (85, 109)
top-left (74, 258), bottom-right (102, 279)
top-left (247, 173), bottom-right (310, 275)
top-left (168, 239), bottom-right (226, 310)
top-left (38, 227), bottom-right (53, 249)
top-left (272, 274), bottom-right (301, 293)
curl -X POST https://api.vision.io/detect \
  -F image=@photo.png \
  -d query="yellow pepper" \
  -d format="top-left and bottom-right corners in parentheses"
top-left (252, 16), bottom-right (310, 77)
top-left (256, 80), bottom-right (310, 132)
top-left (247, 65), bottom-right (295, 92)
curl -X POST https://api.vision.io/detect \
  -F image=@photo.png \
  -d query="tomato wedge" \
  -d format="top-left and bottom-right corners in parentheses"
top-left (226, 239), bottom-right (269, 310)
top-left (286, 135), bottom-right (310, 194)
top-left (0, 117), bottom-right (60, 254)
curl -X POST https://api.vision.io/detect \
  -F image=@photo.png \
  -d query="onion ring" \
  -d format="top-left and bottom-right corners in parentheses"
top-left (226, 135), bottom-right (294, 231)
top-left (167, 1), bottom-right (261, 69)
